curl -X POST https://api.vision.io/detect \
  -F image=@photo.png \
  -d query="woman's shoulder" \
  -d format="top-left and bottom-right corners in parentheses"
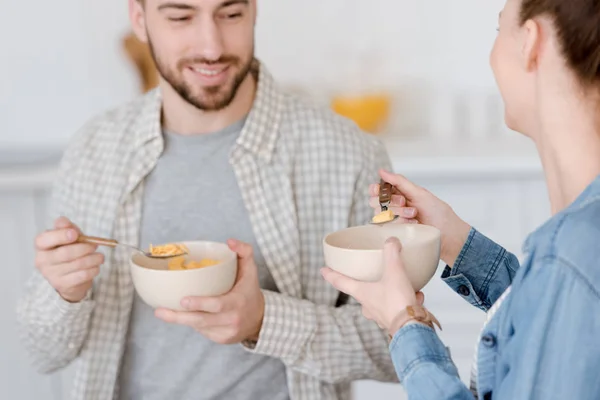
top-left (545, 197), bottom-right (600, 294)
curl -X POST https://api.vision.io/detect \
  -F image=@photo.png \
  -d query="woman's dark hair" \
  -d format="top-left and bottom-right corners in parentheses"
top-left (520, 0), bottom-right (600, 87)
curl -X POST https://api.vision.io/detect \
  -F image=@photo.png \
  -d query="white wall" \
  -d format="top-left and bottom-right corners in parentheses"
top-left (1, 0), bottom-right (506, 148)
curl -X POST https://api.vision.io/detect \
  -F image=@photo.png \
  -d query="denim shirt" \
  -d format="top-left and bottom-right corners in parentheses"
top-left (389, 175), bottom-right (600, 400)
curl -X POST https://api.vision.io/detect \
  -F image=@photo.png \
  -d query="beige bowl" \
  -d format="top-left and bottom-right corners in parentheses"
top-left (130, 241), bottom-right (237, 311)
top-left (323, 224), bottom-right (441, 291)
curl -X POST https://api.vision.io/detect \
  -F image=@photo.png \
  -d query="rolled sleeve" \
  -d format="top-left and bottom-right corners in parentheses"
top-left (441, 228), bottom-right (519, 311)
top-left (241, 290), bottom-right (315, 362)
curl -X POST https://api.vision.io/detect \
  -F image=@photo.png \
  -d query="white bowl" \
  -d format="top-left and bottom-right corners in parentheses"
top-left (323, 224), bottom-right (441, 291)
top-left (130, 241), bottom-right (237, 311)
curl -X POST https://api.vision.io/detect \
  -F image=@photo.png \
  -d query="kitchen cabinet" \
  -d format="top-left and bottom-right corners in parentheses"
top-left (1, 138), bottom-right (550, 400)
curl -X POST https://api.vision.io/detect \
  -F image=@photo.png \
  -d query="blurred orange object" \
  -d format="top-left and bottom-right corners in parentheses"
top-left (331, 93), bottom-right (391, 133)
top-left (123, 32), bottom-right (159, 93)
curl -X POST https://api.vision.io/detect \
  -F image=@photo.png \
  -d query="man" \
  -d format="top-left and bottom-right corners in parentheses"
top-left (16, 1), bottom-right (396, 399)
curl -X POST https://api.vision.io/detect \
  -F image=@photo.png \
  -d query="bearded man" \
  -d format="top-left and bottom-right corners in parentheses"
top-left (17, 1), bottom-right (397, 399)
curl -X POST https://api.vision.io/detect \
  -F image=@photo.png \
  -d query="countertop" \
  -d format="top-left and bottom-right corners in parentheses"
top-left (0, 135), bottom-right (543, 191)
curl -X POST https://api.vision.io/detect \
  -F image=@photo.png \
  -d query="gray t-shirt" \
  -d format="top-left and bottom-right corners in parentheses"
top-left (118, 118), bottom-right (289, 400)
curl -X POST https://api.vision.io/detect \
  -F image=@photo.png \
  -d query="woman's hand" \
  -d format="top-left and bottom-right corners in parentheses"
top-left (321, 237), bottom-right (424, 336)
top-left (370, 169), bottom-right (471, 267)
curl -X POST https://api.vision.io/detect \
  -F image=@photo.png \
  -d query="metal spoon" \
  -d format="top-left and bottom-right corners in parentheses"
top-left (77, 235), bottom-right (187, 259)
top-left (371, 179), bottom-right (399, 226)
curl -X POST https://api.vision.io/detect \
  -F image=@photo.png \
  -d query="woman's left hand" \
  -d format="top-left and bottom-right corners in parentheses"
top-left (321, 237), bottom-right (424, 336)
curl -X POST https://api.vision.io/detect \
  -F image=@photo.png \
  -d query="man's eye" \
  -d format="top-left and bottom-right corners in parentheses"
top-left (221, 12), bottom-right (242, 20)
top-left (168, 16), bottom-right (191, 22)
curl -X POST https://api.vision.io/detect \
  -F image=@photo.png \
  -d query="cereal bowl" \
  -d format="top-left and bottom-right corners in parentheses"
top-left (130, 241), bottom-right (237, 311)
top-left (323, 224), bottom-right (441, 291)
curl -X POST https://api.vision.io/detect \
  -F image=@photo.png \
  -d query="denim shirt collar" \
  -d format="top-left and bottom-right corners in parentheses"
top-left (523, 174), bottom-right (600, 254)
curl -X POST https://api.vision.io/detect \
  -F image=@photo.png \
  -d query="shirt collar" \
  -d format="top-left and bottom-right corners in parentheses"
top-left (131, 59), bottom-right (283, 164)
top-left (523, 174), bottom-right (600, 253)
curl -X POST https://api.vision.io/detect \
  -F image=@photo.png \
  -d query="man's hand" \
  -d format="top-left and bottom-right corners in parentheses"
top-left (34, 217), bottom-right (104, 303)
top-left (155, 239), bottom-right (265, 344)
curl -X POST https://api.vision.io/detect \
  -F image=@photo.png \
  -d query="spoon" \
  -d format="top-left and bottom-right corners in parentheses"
top-left (76, 235), bottom-right (187, 259)
top-left (371, 179), bottom-right (399, 226)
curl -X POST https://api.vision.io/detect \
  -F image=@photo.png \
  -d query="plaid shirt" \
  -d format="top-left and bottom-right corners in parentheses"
top-left (16, 63), bottom-right (396, 400)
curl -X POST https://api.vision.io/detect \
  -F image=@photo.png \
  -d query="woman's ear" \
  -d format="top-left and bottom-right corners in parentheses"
top-left (521, 18), bottom-right (541, 73)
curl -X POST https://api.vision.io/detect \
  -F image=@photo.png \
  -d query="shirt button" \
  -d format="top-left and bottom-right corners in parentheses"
top-left (481, 334), bottom-right (496, 348)
top-left (508, 323), bottom-right (515, 336)
top-left (441, 266), bottom-right (452, 278)
top-left (68, 342), bottom-right (76, 350)
top-left (458, 285), bottom-right (470, 296)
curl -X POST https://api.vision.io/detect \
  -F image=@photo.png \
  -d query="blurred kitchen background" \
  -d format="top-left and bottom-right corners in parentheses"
top-left (1, 0), bottom-right (550, 399)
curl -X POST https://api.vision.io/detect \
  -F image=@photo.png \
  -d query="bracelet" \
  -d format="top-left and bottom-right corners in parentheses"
top-left (387, 305), bottom-right (442, 340)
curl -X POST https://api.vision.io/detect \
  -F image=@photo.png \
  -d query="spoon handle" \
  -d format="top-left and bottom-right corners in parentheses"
top-left (379, 179), bottom-right (393, 204)
top-left (77, 235), bottom-right (119, 248)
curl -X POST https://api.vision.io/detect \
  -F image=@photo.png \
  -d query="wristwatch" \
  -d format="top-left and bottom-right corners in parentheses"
top-left (388, 305), bottom-right (442, 340)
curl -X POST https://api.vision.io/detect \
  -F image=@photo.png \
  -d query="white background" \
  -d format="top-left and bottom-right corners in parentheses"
top-left (1, 0), bottom-right (505, 148)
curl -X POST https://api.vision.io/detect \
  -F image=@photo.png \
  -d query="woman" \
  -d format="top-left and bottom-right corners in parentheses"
top-left (322, 0), bottom-right (600, 398)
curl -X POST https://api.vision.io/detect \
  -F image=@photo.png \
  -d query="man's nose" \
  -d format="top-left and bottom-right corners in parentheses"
top-left (193, 18), bottom-right (224, 62)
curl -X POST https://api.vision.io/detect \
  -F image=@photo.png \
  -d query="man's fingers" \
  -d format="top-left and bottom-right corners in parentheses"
top-left (48, 253), bottom-right (105, 276)
top-left (321, 267), bottom-right (361, 297)
top-left (35, 228), bottom-right (80, 251)
top-left (51, 266), bottom-right (100, 292)
top-left (155, 309), bottom-right (199, 326)
top-left (181, 296), bottom-right (233, 313)
top-left (154, 309), bottom-right (230, 328)
top-left (54, 217), bottom-right (77, 230)
top-left (227, 239), bottom-right (253, 260)
top-left (40, 243), bottom-right (99, 266)
top-left (227, 239), bottom-right (258, 285)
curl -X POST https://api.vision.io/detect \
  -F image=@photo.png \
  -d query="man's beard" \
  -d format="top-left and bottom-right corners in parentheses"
top-left (148, 37), bottom-right (254, 111)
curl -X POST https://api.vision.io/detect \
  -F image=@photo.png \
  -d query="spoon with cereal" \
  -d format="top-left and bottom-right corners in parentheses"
top-left (371, 179), bottom-right (399, 225)
top-left (76, 235), bottom-right (188, 259)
